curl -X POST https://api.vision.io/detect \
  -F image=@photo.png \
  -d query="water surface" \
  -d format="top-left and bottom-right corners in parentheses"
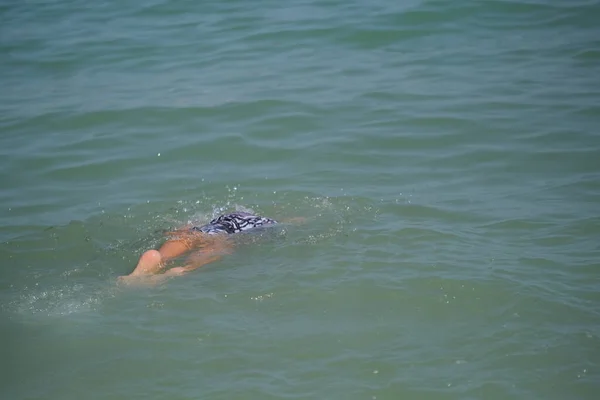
top-left (1, 0), bottom-right (600, 399)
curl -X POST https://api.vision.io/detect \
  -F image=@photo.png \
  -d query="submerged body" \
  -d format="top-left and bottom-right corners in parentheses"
top-left (118, 211), bottom-right (278, 285)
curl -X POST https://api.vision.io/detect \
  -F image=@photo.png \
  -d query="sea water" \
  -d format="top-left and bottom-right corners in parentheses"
top-left (1, 0), bottom-right (599, 399)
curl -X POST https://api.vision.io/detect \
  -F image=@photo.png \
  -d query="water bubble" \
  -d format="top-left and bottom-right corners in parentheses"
top-left (251, 293), bottom-right (274, 302)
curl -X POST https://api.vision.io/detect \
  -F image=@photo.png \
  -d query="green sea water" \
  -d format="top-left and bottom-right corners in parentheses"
top-left (1, 0), bottom-right (600, 399)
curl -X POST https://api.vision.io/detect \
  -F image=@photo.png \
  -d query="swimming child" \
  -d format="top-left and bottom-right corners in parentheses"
top-left (118, 211), bottom-right (278, 285)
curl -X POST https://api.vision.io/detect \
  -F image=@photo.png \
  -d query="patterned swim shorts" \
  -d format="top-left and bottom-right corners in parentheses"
top-left (191, 211), bottom-right (277, 235)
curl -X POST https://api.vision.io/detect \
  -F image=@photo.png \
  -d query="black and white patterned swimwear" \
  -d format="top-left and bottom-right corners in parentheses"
top-left (191, 211), bottom-right (277, 235)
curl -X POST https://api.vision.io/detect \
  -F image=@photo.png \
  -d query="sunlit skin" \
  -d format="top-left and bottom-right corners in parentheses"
top-left (117, 227), bottom-right (232, 286)
top-left (117, 216), bottom-right (305, 286)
